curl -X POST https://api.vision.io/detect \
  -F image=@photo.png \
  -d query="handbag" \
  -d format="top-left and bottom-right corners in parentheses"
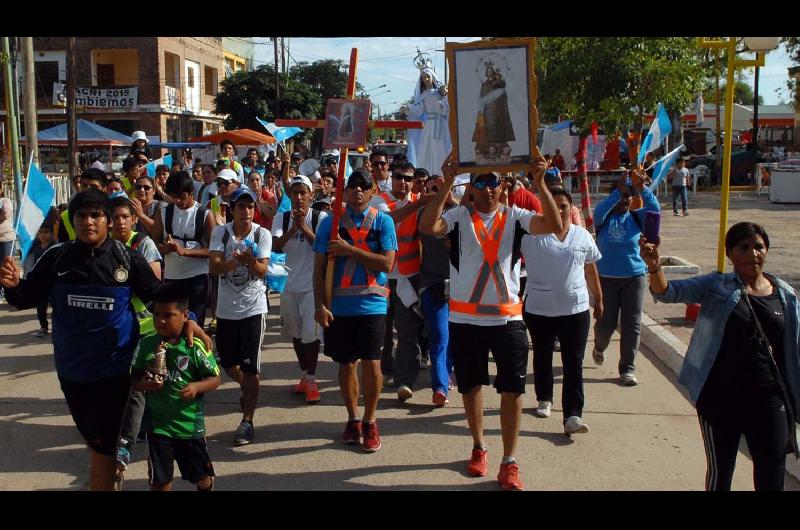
top-left (742, 290), bottom-right (799, 456)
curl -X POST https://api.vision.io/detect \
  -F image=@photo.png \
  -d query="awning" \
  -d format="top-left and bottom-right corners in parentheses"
top-left (189, 129), bottom-right (276, 145)
top-left (21, 119), bottom-right (132, 146)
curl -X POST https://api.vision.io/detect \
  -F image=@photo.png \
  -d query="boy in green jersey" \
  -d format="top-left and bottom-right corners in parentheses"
top-left (132, 286), bottom-right (221, 491)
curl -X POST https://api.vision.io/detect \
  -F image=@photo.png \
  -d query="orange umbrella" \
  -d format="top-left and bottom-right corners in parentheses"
top-left (189, 128), bottom-right (276, 145)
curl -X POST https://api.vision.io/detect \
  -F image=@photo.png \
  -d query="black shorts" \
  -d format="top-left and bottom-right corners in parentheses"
top-left (164, 274), bottom-right (210, 326)
top-left (449, 320), bottom-right (529, 395)
top-left (146, 433), bottom-right (215, 486)
top-left (324, 315), bottom-right (386, 364)
top-left (215, 314), bottom-right (266, 374)
top-left (58, 373), bottom-right (132, 455)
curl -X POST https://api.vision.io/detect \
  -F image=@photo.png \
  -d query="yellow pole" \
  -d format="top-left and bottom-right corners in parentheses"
top-left (716, 38), bottom-right (737, 273)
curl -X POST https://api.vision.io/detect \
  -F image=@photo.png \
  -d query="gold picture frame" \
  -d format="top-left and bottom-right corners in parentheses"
top-left (445, 38), bottom-right (539, 174)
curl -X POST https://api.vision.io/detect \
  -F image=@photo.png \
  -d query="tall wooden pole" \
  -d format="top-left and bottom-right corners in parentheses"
top-left (21, 37), bottom-right (38, 168)
top-left (66, 37), bottom-right (78, 180)
top-left (2, 37), bottom-right (23, 210)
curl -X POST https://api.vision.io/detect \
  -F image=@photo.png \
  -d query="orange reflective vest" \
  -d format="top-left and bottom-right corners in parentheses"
top-left (379, 191), bottom-right (421, 276)
top-left (449, 206), bottom-right (523, 317)
top-left (332, 206), bottom-right (389, 298)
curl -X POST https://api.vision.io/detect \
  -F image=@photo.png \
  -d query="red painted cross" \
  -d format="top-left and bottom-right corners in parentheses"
top-left (276, 48), bottom-right (423, 305)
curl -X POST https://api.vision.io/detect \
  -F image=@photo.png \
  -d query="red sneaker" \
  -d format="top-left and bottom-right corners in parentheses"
top-left (467, 448), bottom-right (488, 477)
top-left (362, 421), bottom-right (382, 452)
top-left (432, 390), bottom-right (449, 407)
top-left (341, 420), bottom-right (362, 445)
top-left (305, 381), bottom-right (321, 403)
top-left (497, 462), bottom-right (523, 491)
top-left (294, 377), bottom-right (308, 394)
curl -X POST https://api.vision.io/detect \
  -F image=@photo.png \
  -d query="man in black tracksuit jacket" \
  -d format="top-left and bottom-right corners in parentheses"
top-left (1, 189), bottom-right (161, 490)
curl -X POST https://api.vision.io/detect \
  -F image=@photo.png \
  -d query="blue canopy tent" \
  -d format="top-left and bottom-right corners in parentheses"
top-left (21, 119), bottom-right (133, 146)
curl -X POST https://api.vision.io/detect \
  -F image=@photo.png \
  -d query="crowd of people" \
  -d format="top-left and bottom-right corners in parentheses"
top-left (1, 131), bottom-right (798, 493)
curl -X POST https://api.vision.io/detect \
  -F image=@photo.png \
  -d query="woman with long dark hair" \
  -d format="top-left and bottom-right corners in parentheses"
top-left (641, 222), bottom-right (800, 490)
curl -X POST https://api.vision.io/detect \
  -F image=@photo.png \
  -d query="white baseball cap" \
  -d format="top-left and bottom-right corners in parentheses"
top-left (217, 168), bottom-right (239, 182)
top-left (131, 131), bottom-right (148, 143)
top-left (290, 175), bottom-right (313, 192)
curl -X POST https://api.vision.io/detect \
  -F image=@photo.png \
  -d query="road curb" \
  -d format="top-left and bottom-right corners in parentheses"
top-left (640, 312), bottom-right (800, 483)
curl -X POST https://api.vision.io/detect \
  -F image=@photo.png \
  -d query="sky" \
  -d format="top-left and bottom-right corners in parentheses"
top-left (252, 37), bottom-right (795, 116)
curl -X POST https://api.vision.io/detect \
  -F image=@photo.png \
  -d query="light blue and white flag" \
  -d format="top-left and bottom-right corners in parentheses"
top-left (256, 117), bottom-right (303, 144)
top-left (648, 144), bottom-right (687, 191)
top-left (145, 154), bottom-right (173, 177)
top-left (15, 162), bottom-right (56, 263)
top-left (638, 104), bottom-right (672, 164)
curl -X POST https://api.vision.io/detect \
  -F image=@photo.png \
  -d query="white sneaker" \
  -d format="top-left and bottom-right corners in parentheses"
top-left (564, 416), bottom-right (589, 435)
top-left (533, 400), bottom-right (552, 418)
top-left (398, 385), bottom-right (413, 401)
top-left (620, 373), bottom-right (639, 386)
top-left (592, 348), bottom-right (605, 366)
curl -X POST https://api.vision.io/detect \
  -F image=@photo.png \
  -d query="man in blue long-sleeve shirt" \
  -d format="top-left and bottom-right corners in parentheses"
top-left (590, 172), bottom-right (660, 386)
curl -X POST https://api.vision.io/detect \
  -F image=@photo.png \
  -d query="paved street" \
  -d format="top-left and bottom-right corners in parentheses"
top-left (2, 190), bottom-right (800, 491)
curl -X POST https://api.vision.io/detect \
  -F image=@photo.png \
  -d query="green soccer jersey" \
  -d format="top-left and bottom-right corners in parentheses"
top-left (132, 334), bottom-right (220, 439)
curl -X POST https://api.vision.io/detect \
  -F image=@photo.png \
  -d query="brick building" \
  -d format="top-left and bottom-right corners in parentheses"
top-left (2, 37), bottom-right (226, 146)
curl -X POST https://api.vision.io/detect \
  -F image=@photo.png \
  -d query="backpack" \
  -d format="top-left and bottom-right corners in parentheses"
top-left (164, 203), bottom-right (207, 244)
top-left (220, 224), bottom-right (263, 250)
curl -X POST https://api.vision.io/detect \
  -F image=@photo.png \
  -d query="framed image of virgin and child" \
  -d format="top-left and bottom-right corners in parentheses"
top-left (445, 38), bottom-right (539, 173)
top-left (322, 98), bottom-right (371, 149)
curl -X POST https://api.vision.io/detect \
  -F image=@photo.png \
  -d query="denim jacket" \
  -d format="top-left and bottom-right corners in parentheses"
top-left (654, 271), bottom-right (800, 419)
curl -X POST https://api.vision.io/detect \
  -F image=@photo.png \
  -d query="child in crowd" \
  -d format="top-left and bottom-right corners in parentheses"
top-left (131, 286), bottom-right (221, 491)
top-left (23, 220), bottom-right (57, 337)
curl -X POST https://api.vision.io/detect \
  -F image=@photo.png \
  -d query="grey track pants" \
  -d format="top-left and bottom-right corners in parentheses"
top-left (593, 274), bottom-right (646, 375)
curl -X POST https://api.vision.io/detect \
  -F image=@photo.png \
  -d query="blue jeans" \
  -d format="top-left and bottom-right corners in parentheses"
top-left (420, 285), bottom-right (453, 394)
top-left (672, 186), bottom-right (688, 213)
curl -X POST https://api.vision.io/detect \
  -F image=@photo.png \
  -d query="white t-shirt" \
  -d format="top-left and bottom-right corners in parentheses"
top-left (370, 191), bottom-right (415, 279)
top-left (670, 167), bottom-right (690, 187)
top-left (160, 202), bottom-right (210, 280)
top-left (442, 205), bottom-right (536, 326)
top-left (210, 222), bottom-right (272, 320)
top-left (271, 209), bottom-right (328, 293)
top-left (0, 197), bottom-right (14, 242)
top-left (521, 224), bottom-right (601, 317)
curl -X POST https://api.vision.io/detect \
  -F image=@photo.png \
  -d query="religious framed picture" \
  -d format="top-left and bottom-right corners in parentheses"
top-left (322, 98), bottom-right (371, 149)
top-left (445, 38), bottom-right (539, 173)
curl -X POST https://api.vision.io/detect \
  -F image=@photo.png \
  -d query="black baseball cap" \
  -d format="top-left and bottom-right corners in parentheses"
top-left (347, 167), bottom-right (374, 188)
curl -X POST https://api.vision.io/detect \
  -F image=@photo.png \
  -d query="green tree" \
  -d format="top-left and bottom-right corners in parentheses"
top-left (214, 64), bottom-right (323, 135)
top-left (537, 37), bottom-right (704, 137)
top-left (781, 37), bottom-right (799, 103)
top-left (704, 80), bottom-right (763, 105)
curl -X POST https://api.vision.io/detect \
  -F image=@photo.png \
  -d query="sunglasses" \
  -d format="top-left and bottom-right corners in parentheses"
top-left (347, 181), bottom-right (371, 191)
top-left (392, 173), bottom-right (415, 182)
top-left (135, 184), bottom-right (152, 191)
top-left (472, 179), bottom-right (501, 190)
top-left (216, 179), bottom-right (232, 187)
top-left (373, 161), bottom-right (388, 167)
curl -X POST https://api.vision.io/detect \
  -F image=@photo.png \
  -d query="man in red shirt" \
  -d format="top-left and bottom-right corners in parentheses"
top-left (552, 149), bottom-right (566, 171)
top-left (504, 175), bottom-right (542, 213)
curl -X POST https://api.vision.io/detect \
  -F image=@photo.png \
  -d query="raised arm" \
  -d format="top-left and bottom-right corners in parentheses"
top-left (529, 158), bottom-right (563, 235)
top-left (419, 157), bottom-right (457, 237)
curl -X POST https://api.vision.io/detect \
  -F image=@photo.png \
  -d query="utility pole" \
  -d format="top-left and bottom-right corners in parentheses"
top-left (281, 37), bottom-right (286, 77)
top-left (2, 37), bottom-right (23, 210)
top-left (273, 37), bottom-right (280, 119)
top-left (66, 37), bottom-right (78, 179)
top-left (21, 37), bottom-right (38, 168)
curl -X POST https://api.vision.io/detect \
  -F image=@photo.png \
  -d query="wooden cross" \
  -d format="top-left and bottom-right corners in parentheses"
top-left (276, 48), bottom-right (423, 305)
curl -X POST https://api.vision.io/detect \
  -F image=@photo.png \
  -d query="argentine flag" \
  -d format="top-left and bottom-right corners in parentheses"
top-left (145, 154), bottom-right (172, 177)
top-left (256, 117), bottom-right (303, 144)
top-left (648, 144), bottom-right (687, 192)
top-left (15, 162), bottom-right (56, 262)
top-left (638, 104), bottom-right (672, 164)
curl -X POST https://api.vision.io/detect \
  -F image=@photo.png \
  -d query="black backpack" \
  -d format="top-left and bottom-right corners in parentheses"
top-left (164, 203), bottom-right (207, 244)
top-left (282, 209), bottom-right (321, 235)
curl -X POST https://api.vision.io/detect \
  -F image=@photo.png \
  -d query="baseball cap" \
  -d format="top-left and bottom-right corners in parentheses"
top-left (217, 168), bottom-right (239, 182)
top-left (229, 188), bottom-right (257, 205)
top-left (469, 171), bottom-right (501, 184)
top-left (291, 152), bottom-right (302, 159)
top-left (131, 131), bottom-right (148, 143)
top-left (347, 167), bottom-right (374, 188)
top-left (290, 175), bottom-right (313, 193)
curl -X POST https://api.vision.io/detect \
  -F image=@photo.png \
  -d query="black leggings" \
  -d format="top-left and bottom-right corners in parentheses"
top-left (523, 310), bottom-right (591, 420)
top-left (697, 392), bottom-right (789, 491)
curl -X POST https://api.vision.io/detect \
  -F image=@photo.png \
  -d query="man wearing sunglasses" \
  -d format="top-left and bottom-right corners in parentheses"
top-left (420, 156), bottom-right (561, 491)
top-left (370, 161), bottom-right (433, 402)
top-left (207, 169), bottom-right (240, 226)
top-left (313, 168), bottom-right (397, 453)
top-left (369, 149), bottom-right (392, 193)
